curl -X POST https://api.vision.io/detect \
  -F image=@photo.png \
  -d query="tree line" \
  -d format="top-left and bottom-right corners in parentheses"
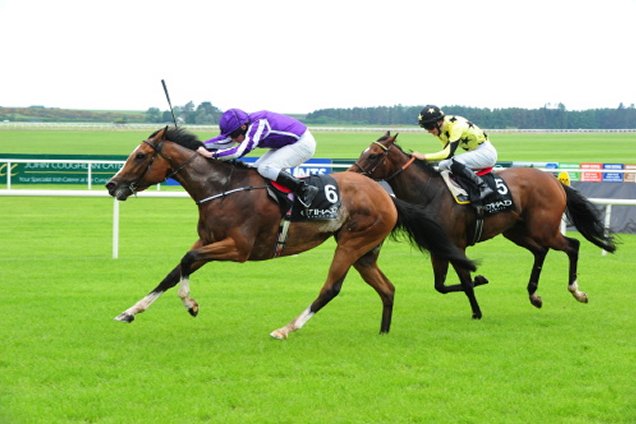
top-left (2, 102), bottom-right (635, 129)
top-left (304, 103), bottom-right (636, 129)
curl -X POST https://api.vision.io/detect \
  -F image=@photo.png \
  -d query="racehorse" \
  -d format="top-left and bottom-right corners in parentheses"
top-left (350, 131), bottom-right (616, 319)
top-left (105, 127), bottom-right (475, 339)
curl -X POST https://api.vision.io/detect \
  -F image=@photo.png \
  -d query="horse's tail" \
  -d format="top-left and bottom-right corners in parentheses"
top-left (563, 184), bottom-right (617, 253)
top-left (391, 197), bottom-right (477, 271)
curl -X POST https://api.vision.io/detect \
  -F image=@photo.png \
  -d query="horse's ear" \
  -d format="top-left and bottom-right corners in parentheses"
top-left (152, 126), bottom-right (169, 141)
top-left (384, 130), bottom-right (391, 137)
top-left (394, 132), bottom-right (399, 140)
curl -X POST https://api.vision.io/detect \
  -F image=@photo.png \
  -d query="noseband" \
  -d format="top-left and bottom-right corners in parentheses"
top-left (351, 141), bottom-right (390, 178)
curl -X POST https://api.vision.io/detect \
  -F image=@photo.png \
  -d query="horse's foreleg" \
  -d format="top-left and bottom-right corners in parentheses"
top-left (176, 237), bottom-right (245, 317)
top-left (431, 256), bottom-right (484, 319)
top-left (177, 272), bottom-right (200, 317)
top-left (431, 257), bottom-right (463, 293)
top-left (452, 264), bottom-right (482, 319)
top-left (115, 240), bottom-right (209, 323)
top-left (114, 265), bottom-right (181, 323)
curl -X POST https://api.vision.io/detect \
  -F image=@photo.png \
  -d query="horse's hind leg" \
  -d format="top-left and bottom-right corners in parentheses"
top-left (504, 228), bottom-right (550, 308)
top-left (269, 272), bottom-right (347, 340)
top-left (270, 242), bottom-right (373, 339)
top-left (525, 247), bottom-right (549, 308)
top-left (563, 237), bottom-right (587, 302)
top-left (352, 248), bottom-right (395, 334)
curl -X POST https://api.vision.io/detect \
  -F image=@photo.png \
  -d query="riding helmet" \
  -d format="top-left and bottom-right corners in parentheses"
top-left (219, 108), bottom-right (250, 137)
top-left (418, 105), bottom-right (445, 128)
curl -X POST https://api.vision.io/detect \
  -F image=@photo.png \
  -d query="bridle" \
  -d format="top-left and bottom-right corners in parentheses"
top-left (125, 136), bottom-right (198, 195)
top-left (351, 141), bottom-right (389, 178)
top-left (352, 141), bottom-right (417, 182)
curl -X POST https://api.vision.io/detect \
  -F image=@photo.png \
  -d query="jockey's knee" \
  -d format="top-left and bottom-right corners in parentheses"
top-left (257, 164), bottom-right (280, 180)
top-left (438, 159), bottom-right (452, 171)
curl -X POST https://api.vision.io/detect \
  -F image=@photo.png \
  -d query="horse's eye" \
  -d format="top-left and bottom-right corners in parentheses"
top-left (369, 153), bottom-right (379, 160)
top-left (135, 153), bottom-right (145, 160)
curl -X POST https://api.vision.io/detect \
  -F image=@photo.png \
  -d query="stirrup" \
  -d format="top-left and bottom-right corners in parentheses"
top-left (297, 185), bottom-right (318, 207)
top-left (479, 185), bottom-right (494, 200)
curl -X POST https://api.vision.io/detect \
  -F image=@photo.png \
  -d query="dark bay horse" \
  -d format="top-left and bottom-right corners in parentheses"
top-left (350, 131), bottom-right (616, 319)
top-left (105, 127), bottom-right (475, 339)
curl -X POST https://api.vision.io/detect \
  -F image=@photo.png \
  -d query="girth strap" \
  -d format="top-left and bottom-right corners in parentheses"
top-left (471, 216), bottom-right (484, 245)
top-left (274, 208), bottom-right (293, 257)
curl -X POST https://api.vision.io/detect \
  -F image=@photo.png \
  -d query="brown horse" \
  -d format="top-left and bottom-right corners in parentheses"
top-left (350, 131), bottom-right (616, 319)
top-left (105, 127), bottom-right (475, 339)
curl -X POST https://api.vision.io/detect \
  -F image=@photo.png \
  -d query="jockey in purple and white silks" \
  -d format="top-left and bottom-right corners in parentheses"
top-left (197, 108), bottom-right (319, 207)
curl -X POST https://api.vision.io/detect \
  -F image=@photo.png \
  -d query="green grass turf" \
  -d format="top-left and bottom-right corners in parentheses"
top-left (0, 196), bottom-right (634, 423)
top-left (1, 128), bottom-right (635, 163)
top-left (0, 128), bottom-right (634, 422)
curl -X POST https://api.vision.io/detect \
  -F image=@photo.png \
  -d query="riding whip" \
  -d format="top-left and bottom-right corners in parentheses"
top-left (161, 79), bottom-right (178, 128)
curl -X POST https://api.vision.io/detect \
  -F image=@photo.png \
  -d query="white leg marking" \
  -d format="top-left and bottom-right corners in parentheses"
top-left (293, 307), bottom-right (315, 329)
top-left (270, 306), bottom-right (315, 340)
top-left (178, 276), bottom-right (198, 312)
top-left (568, 279), bottom-right (589, 303)
top-left (116, 291), bottom-right (163, 320)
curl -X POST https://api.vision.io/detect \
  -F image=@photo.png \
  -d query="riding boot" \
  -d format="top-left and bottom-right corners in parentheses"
top-left (450, 161), bottom-right (494, 214)
top-left (275, 171), bottom-right (319, 208)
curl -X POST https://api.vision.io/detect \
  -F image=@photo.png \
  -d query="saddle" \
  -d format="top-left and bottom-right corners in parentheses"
top-left (267, 174), bottom-right (342, 257)
top-left (267, 174), bottom-right (341, 221)
top-left (440, 168), bottom-right (514, 217)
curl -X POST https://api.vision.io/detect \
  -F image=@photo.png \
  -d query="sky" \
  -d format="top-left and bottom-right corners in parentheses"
top-left (1, 0), bottom-right (635, 114)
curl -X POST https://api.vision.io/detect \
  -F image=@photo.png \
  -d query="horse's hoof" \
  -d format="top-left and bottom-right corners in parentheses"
top-left (114, 312), bottom-right (134, 323)
top-left (530, 295), bottom-right (543, 308)
top-left (569, 288), bottom-right (589, 303)
top-left (270, 329), bottom-right (288, 340)
top-left (472, 312), bottom-right (483, 320)
top-left (474, 275), bottom-right (489, 286)
top-left (574, 293), bottom-right (589, 303)
top-left (188, 305), bottom-right (199, 317)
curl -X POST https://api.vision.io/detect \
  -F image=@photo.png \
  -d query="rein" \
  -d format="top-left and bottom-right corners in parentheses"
top-left (140, 137), bottom-right (269, 205)
top-left (353, 141), bottom-right (417, 182)
top-left (142, 139), bottom-right (199, 182)
top-left (123, 138), bottom-right (201, 197)
top-left (385, 156), bottom-right (416, 182)
top-left (196, 185), bottom-right (268, 205)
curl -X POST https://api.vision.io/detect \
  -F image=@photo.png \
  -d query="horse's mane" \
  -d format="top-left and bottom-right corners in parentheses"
top-left (150, 127), bottom-right (254, 169)
top-left (150, 127), bottom-right (205, 151)
top-left (150, 127), bottom-right (254, 171)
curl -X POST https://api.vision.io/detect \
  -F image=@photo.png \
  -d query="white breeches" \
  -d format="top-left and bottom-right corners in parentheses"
top-left (255, 130), bottom-right (317, 180)
top-left (438, 141), bottom-right (497, 171)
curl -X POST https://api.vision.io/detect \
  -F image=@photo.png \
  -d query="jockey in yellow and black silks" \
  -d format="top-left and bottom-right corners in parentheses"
top-left (412, 105), bottom-right (497, 211)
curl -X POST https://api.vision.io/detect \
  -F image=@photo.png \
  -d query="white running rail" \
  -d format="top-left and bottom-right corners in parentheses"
top-left (0, 189), bottom-right (634, 259)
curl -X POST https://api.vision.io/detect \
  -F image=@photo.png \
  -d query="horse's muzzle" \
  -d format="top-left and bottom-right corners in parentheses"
top-left (105, 180), bottom-right (132, 201)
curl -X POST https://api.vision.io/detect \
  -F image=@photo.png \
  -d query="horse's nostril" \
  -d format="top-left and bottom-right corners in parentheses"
top-left (105, 181), bottom-right (116, 193)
